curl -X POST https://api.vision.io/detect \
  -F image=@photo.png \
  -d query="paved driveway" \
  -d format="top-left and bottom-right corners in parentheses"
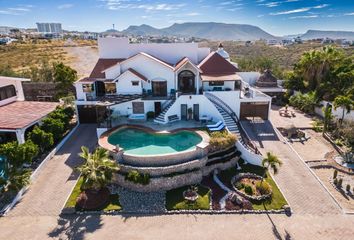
top-left (8, 124), bottom-right (97, 217)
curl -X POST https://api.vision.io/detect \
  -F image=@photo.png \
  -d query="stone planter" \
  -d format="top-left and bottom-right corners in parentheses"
top-left (231, 173), bottom-right (272, 201)
top-left (183, 190), bottom-right (199, 202)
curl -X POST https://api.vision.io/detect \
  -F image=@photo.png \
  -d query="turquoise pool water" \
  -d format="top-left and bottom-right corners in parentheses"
top-left (108, 128), bottom-right (202, 156)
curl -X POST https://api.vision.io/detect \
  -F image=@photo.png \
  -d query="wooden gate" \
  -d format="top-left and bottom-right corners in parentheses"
top-left (240, 102), bottom-right (269, 120)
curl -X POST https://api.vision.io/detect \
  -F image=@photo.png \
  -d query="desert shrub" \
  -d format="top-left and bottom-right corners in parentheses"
top-left (40, 117), bottom-right (65, 142)
top-left (244, 184), bottom-right (253, 196)
top-left (333, 170), bottom-right (338, 179)
top-left (337, 178), bottom-right (343, 188)
top-left (209, 131), bottom-right (237, 152)
top-left (0, 141), bottom-right (39, 168)
top-left (146, 111), bottom-right (155, 119)
top-left (333, 178), bottom-right (338, 186)
top-left (289, 91), bottom-right (318, 113)
top-left (346, 184), bottom-right (351, 192)
top-left (28, 126), bottom-right (54, 153)
top-left (235, 182), bottom-right (245, 190)
top-left (336, 120), bottom-right (354, 146)
top-left (256, 181), bottom-right (272, 195)
top-left (312, 119), bottom-right (323, 132)
top-left (125, 170), bottom-right (150, 185)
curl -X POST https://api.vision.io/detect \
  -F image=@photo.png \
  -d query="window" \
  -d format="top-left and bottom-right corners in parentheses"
top-left (82, 84), bottom-right (93, 93)
top-left (105, 83), bottom-right (117, 94)
top-left (132, 81), bottom-right (139, 86)
top-left (209, 81), bottom-right (224, 86)
top-left (0, 85), bottom-right (16, 101)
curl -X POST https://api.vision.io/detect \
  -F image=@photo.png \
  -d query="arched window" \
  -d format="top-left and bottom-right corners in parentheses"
top-left (0, 85), bottom-right (16, 101)
top-left (178, 70), bottom-right (195, 94)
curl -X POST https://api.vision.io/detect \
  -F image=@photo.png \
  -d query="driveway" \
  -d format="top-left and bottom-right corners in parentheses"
top-left (7, 124), bottom-right (97, 217)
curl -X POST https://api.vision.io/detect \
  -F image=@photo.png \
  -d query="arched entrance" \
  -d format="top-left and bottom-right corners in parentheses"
top-left (178, 70), bottom-right (195, 94)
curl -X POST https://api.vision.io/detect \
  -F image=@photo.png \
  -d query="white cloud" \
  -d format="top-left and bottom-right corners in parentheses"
top-left (101, 1), bottom-right (186, 12)
top-left (186, 12), bottom-right (201, 16)
top-left (270, 7), bottom-right (310, 15)
top-left (344, 12), bottom-right (354, 16)
top-left (289, 15), bottom-right (318, 19)
top-left (58, 4), bottom-right (74, 10)
top-left (313, 4), bottom-right (330, 9)
top-left (0, 5), bottom-right (32, 15)
top-left (8, 7), bottom-right (31, 12)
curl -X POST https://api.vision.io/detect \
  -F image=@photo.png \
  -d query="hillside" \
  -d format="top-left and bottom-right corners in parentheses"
top-left (301, 30), bottom-right (354, 40)
top-left (122, 22), bottom-right (277, 41)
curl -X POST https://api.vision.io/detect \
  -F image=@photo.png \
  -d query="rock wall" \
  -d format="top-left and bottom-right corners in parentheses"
top-left (22, 82), bottom-right (75, 101)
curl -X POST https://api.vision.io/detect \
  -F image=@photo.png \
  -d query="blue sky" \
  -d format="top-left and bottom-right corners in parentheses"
top-left (0, 0), bottom-right (353, 36)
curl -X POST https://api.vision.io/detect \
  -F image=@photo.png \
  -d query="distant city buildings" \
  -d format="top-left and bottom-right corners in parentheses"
top-left (36, 23), bottom-right (62, 34)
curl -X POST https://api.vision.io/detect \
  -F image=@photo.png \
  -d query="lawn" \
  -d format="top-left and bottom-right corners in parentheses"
top-left (218, 163), bottom-right (288, 210)
top-left (64, 177), bottom-right (122, 212)
top-left (166, 185), bottom-right (211, 211)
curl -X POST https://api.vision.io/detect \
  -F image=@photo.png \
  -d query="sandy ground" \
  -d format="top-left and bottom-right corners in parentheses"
top-left (63, 46), bottom-right (99, 79)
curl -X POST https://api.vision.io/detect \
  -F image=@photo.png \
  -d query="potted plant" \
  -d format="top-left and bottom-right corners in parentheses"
top-left (187, 107), bottom-right (193, 120)
top-left (75, 146), bottom-right (120, 210)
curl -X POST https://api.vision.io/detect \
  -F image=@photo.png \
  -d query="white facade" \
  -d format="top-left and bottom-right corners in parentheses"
top-left (0, 76), bottom-right (29, 106)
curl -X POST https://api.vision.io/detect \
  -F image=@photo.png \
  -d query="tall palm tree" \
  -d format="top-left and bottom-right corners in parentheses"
top-left (262, 152), bottom-right (283, 180)
top-left (77, 146), bottom-right (120, 192)
top-left (333, 95), bottom-right (353, 124)
top-left (322, 103), bottom-right (333, 136)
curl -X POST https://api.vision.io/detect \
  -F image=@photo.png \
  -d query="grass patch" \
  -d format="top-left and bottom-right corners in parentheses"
top-left (64, 176), bottom-right (122, 212)
top-left (218, 163), bottom-right (287, 210)
top-left (166, 185), bottom-right (211, 211)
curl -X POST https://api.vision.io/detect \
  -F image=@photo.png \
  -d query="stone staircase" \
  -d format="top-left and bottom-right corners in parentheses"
top-left (153, 99), bottom-right (176, 124)
top-left (205, 92), bottom-right (259, 154)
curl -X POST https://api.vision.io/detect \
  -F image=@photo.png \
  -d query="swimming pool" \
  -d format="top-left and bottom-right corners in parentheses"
top-left (107, 128), bottom-right (203, 156)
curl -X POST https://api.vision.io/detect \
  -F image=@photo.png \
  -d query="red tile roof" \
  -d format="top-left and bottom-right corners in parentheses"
top-left (89, 59), bottom-right (125, 78)
top-left (0, 101), bottom-right (58, 130)
top-left (127, 68), bottom-right (148, 81)
top-left (198, 52), bottom-right (239, 75)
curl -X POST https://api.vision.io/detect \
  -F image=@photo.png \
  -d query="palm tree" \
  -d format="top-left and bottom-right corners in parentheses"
top-left (333, 95), bottom-right (353, 124)
top-left (262, 152), bottom-right (283, 181)
top-left (322, 103), bottom-right (333, 136)
top-left (77, 146), bottom-right (120, 192)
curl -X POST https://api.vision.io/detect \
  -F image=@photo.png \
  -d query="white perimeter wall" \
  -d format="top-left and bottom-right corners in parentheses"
top-left (98, 37), bottom-right (210, 64)
top-left (208, 91), bottom-right (241, 117)
top-left (238, 72), bottom-right (261, 86)
top-left (163, 95), bottom-right (223, 122)
top-left (315, 100), bottom-right (354, 122)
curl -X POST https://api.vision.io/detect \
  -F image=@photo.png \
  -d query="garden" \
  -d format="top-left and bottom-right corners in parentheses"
top-left (0, 105), bottom-right (76, 213)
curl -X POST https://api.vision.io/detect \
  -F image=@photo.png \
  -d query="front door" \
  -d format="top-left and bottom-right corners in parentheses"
top-left (154, 102), bottom-right (162, 116)
top-left (95, 81), bottom-right (105, 97)
top-left (181, 104), bottom-right (187, 120)
top-left (193, 104), bottom-right (199, 121)
top-left (152, 81), bottom-right (167, 97)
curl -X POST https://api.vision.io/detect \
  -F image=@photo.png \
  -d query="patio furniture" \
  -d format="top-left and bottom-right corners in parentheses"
top-left (207, 121), bottom-right (223, 128)
top-left (200, 115), bottom-right (212, 124)
top-left (209, 123), bottom-right (225, 131)
top-left (128, 114), bottom-right (146, 121)
top-left (168, 115), bottom-right (179, 122)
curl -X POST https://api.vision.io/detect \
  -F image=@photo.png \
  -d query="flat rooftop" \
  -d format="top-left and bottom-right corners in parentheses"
top-left (0, 101), bottom-right (58, 130)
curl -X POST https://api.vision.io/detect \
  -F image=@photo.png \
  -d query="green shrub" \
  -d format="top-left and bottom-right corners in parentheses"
top-left (146, 111), bottom-right (155, 119)
top-left (40, 117), bottom-right (65, 142)
top-left (48, 107), bottom-right (73, 129)
top-left (256, 181), bottom-right (272, 195)
top-left (125, 170), bottom-right (150, 185)
top-left (28, 126), bottom-right (54, 153)
top-left (289, 91), bottom-right (318, 113)
top-left (0, 141), bottom-right (39, 168)
top-left (333, 178), bottom-right (338, 186)
top-left (244, 184), bottom-right (253, 196)
top-left (346, 184), bottom-right (350, 192)
top-left (333, 170), bottom-right (338, 179)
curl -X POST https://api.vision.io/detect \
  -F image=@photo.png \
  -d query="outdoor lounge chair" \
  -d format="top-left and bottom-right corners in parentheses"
top-left (209, 123), bottom-right (225, 131)
top-left (207, 121), bottom-right (223, 128)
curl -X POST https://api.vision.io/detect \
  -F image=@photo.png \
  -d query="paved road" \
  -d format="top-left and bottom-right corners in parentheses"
top-left (0, 123), bottom-right (354, 240)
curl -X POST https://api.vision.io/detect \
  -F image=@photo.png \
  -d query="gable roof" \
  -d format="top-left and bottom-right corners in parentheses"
top-left (120, 52), bottom-right (175, 70)
top-left (174, 57), bottom-right (201, 72)
top-left (126, 68), bottom-right (148, 81)
top-left (198, 52), bottom-right (239, 75)
top-left (90, 58), bottom-right (125, 78)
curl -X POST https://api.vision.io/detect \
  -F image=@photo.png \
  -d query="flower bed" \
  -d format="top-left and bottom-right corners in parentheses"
top-left (232, 173), bottom-right (272, 201)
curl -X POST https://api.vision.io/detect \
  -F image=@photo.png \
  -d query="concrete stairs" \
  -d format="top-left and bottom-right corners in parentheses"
top-left (153, 99), bottom-right (176, 124)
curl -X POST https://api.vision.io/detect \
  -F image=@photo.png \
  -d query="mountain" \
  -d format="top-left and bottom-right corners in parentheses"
top-left (301, 30), bottom-right (354, 40)
top-left (122, 22), bottom-right (277, 41)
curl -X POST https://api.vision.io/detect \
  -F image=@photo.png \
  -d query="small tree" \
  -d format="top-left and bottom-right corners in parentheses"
top-left (40, 117), bottom-right (65, 142)
top-left (333, 95), bottom-right (353, 125)
top-left (53, 62), bottom-right (77, 98)
top-left (0, 141), bottom-right (38, 168)
top-left (262, 152), bottom-right (283, 175)
top-left (28, 126), bottom-right (54, 153)
top-left (333, 170), bottom-right (338, 179)
top-left (77, 147), bottom-right (119, 192)
top-left (322, 104), bottom-right (333, 135)
top-left (337, 178), bottom-right (343, 188)
top-left (346, 184), bottom-right (351, 192)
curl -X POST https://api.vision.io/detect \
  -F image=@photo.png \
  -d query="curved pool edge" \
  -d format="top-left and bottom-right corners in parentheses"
top-left (98, 124), bottom-right (210, 167)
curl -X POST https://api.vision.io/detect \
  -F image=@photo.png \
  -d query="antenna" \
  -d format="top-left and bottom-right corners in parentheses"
top-left (112, 24), bottom-right (115, 30)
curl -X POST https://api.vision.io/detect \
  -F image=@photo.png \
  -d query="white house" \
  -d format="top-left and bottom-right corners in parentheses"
top-left (75, 37), bottom-right (271, 124)
top-left (0, 76), bottom-right (58, 144)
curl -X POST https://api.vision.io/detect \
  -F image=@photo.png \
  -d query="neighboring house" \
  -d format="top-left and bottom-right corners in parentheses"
top-left (74, 38), bottom-right (271, 125)
top-left (0, 76), bottom-right (58, 144)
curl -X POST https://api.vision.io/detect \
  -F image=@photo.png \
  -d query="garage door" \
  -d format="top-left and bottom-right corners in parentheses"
top-left (240, 102), bottom-right (269, 120)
